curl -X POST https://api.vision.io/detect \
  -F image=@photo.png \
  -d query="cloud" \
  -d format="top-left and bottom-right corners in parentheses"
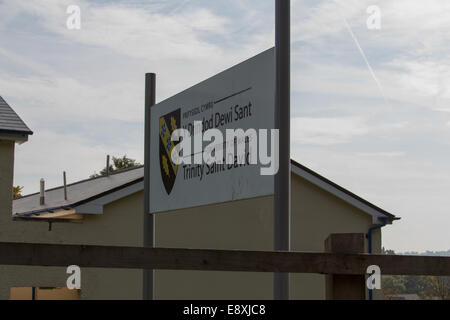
top-left (356, 152), bottom-right (405, 158)
top-left (386, 59), bottom-right (450, 112)
top-left (291, 117), bottom-right (369, 145)
top-left (292, 63), bottom-right (385, 100)
top-left (380, 0), bottom-right (450, 50)
top-left (14, 128), bottom-right (143, 194)
top-left (290, 0), bottom-right (450, 115)
top-left (0, 0), bottom-right (273, 123)
top-left (3, 0), bottom-right (450, 253)
top-left (291, 0), bottom-right (450, 52)
top-left (291, 0), bottom-right (367, 42)
top-left (4, 0), bottom-right (233, 62)
top-left (292, 58), bottom-right (450, 114)
top-left (290, 115), bottom-right (408, 147)
top-left (2, 0), bottom-right (273, 193)
top-left (291, 145), bottom-right (450, 252)
top-left (0, 71), bottom-right (144, 123)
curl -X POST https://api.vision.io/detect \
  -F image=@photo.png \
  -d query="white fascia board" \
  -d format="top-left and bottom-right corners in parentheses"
top-left (75, 181), bottom-right (143, 214)
top-left (290, 164), bottom-right (388, 224)
top-left (0, 133), bottom-right (28, 143)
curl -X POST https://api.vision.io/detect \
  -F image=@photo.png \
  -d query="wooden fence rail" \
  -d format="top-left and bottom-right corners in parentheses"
top-left (0, 241), bottom-right (449, 276)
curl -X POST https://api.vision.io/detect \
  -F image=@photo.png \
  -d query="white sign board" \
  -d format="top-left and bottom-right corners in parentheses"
top-left (150, 48), bottom-right (275, 213)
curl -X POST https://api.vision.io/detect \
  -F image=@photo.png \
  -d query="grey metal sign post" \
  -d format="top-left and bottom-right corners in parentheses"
top-left (143, 73), bottom-right (156, 300)
top-left (143, 1), bottom-right (289, 300)
top-left (274, 0), bottom-right (291, 300)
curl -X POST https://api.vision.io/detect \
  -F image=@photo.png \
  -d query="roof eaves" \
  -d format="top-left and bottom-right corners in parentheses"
top-left (0, 128), bottom-right (33, 135)
top-left (14, 177), bottom-right (143, 217)
top-left (14, 205), bottom-right (74, 218)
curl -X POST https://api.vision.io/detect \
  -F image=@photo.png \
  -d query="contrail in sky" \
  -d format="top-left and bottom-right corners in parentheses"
top-left (334, 1), bottom-right (390, 106)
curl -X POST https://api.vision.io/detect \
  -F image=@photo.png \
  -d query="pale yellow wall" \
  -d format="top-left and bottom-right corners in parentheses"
top-left (155, 196), bottom-right (274, 299)
top-left (0, 141), bottom-right (384, 300)
top-left (10, 287), bottom-right (80, 300)
top-left (0, 185), bottom-right (144, 299)
top-left (289, 173), bottom-right (382, 299)
top-left (0, 140), bottom-right (143, 299)
top-left (0, 140), bottom-right (15, 236)
top-left (154, 173), bottom-right (383, 300)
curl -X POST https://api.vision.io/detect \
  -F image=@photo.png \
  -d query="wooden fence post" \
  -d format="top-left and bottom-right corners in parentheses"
top-left (325, 233), bottom-right (366, 300)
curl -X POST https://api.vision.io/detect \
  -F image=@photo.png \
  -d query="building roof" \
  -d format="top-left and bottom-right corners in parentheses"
top-left (13, 161), bottom-right (398, 224)
top-left (14, 166), bottom-right (144, 217)
top-left (0, 96), bottom-right (33, 136)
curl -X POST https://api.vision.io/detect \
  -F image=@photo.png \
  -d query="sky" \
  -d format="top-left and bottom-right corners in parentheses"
top-left (1, 0), bottom-right (449, 253)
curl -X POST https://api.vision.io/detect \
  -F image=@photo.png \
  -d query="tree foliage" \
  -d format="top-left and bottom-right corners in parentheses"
top-left (382, 248), bottom-right (450, 299)
top-left (90, 155), bottom-right (141, 178)
top-left (427, 276), bottom-right (450, 300)
top-left (13, 186), bottom-right (23, 199)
